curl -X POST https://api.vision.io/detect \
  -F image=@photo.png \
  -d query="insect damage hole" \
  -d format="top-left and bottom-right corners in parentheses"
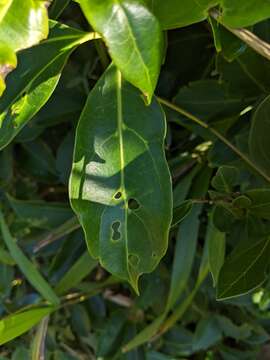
top-left (128, 254), bottom-right (140, 267)
top-left (111, 221), bottom-right (121, 241)
top-left (128, 198), bottom-right (140, 210)
top-left (114, 191), bottom-right (122, 200)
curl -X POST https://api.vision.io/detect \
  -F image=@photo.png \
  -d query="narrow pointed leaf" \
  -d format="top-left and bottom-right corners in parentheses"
top-left (31, 316), bottom-right (49, 360)
top-left (78, 0), bottom-right (163, 102)
top-left (207, 216), bottom-right (225, 287)
top-left (0, 307), bottom-right (53, 346)
top-left (55, 251), bottom-right (98, 295)
top-left (0, 210), bottom-right (60, 305)
top-left (69, 65), bottom-right (172, 291)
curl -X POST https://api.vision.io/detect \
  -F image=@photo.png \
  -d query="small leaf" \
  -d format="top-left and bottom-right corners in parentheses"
top-left (0, 307), bottom-right (53, 345)
top-left (167, 167), bottom-right (212, 310)
top-left (78, 0), bottom-right (163, 102)
top-left (217, 237), bottom-right (270, 300)
top-left (69, 65), bottom-right (172, 292)
top-left (249, 95), bottom-right (270, 177)
top-left (232, 195), bottom-right (252, 209)
top-left (0, 210), bottom-right (60, 305)
top-left (211, 166), bottom-right (239, 193)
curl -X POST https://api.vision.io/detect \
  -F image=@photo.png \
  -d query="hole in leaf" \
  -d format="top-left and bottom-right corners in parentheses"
top-left (114, 191), bottom-right (122, 200)
top-left (152, 252), bottom-right (157, 259)
top-left (128, 254), bottom-right (140, 267)
top-left (111, 221), bottom-right (121, 241)
top-left (128, 198), bottom-right (140, 210)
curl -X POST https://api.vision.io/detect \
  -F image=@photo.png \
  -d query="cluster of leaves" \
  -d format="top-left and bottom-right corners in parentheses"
top-left (0, 0), bottom-right (270, 358)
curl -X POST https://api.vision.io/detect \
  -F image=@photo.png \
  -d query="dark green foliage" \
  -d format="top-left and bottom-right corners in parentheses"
top-left (0, 1), bottom-right (270, 359)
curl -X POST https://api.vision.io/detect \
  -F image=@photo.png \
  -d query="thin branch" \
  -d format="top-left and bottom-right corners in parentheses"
top-left (209, 8), bottom-right (270, 62)
top-left (33, 217), bottom-right (80, 253)
top-left (157, 97), bottom-right (270, 184)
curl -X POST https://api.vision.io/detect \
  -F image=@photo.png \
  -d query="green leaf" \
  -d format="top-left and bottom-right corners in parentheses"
top-left (0, 0), bottom-right (48, 52)
top-left (122, 315), bottom-right (165, 353)
top-left (31, 316), bottom-right (49, 360)
top-left (167, 167), bottom-right (212, 310)
top-left (212, 204), bottom-right (238, 232)
top-left (246, 189), bottom-right (270, 220)
top-left (0, 210), bottom-right (60, 305)
top-left (0, 0), bottom-right (49, 95)
top-left (207, 215), bottom-right (225, 287)
top-left (78, 0), bottom-right (163, 102)
top-left (0, 307), bottom-right (53, 346)
top-left (192, 316), bottom-right (223, 352)
top-left (221, 1), bottom-right (270, 28)
top-left (171, 200), bottom-right (193, 229)
top-left (55, 251), bottom-right (98, 295)
top-left (7, 194), bottom-right (73, 230)
top-left (173, 163), bottom-right (201, 207)
top-left (0, 22), bottom-right (94, 150)
top-left (70, 65), bottom-right (172, 292)
top-left (217, 237), bottom-right (270, 300)
top-left (49, 0), bottom-right (71, 19)
top-left (145, 0), bottom-right (216, 30)
top-left (174, 80), bottom-right (252, 122)
top-left (249, 95), bottom-right (270, 177)
top-left (211, 166), bottom-right (239, 193)
top-left (0, 246), bottom-right (15, 265)
top-left (146, 0), bottom-right (270, 29)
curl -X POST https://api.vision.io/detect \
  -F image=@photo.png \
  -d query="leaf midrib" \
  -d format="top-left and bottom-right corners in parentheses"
top-left (219, 237), bottom-right (270, 298)
top-left (113, 0), bottom-right (153, 94)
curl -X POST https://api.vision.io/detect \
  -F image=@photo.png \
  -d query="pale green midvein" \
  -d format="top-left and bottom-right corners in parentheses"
top-left (116, 70), bottom-right (129, 276)
top-left (114, 0), bottom-right (152, 93)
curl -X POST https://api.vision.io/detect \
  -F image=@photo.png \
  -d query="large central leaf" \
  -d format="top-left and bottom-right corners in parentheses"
top-left (69, 65), bottom-right (172, 291)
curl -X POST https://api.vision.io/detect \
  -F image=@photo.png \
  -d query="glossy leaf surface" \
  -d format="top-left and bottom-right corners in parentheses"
top-left (0, 22), bottom-right (92, 150)
top-left (146, 0), bottom-right (270, 29)
top-left (70, 65), bottom-right (172, 291)
top-left (0, 0), bottom-right (49, 95)
top-left (78, 0), bottom-right (163, 102)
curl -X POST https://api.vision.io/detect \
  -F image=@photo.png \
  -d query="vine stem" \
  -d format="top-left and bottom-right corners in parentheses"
top-left (157, 97), bottom-right (270, 184)
top-left (209, 8), bottom-right (270, 62)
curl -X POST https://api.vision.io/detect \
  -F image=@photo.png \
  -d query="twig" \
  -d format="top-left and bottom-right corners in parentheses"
top-left (157, 97), bottom-right (270, 184)
top-left (33, 217), bottom-right (80, 253)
